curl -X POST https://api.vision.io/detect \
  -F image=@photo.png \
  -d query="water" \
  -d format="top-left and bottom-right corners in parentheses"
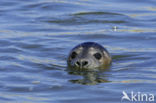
top-left (0, 0), bottom-right (156, 103)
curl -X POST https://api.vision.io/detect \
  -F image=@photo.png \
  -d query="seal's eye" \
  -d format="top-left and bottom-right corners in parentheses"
top-left (94, 53), bottom-right (102, 60)
top-left (71, 52), bottom-right (77, 59)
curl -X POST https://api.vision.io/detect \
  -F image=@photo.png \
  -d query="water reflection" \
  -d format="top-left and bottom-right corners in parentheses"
top-left (67, 67), bottom-right (111, 85)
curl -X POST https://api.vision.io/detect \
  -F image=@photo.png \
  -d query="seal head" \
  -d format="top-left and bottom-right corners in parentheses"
top-left (67, 42), bottom-right (111, 70)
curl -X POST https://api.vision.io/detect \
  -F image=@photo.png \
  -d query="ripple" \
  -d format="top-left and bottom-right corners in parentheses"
top-left (38, 11), bottom-right (130, 25)
top-left (73, 11), bottom-right (123, 16)
top-left (0, 46), bottom-right (23, 53)
top-left (0, 39), bottom-right (13, 46)
top-left (0, 0), bottom-right (156, 102)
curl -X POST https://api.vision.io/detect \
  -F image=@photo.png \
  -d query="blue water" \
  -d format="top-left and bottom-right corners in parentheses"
top-left (0, 0), bottom-right (156, 103)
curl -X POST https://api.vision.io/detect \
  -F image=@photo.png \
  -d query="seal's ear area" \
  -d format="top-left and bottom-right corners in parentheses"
top-left (102, 50), bottom-right (112, 64)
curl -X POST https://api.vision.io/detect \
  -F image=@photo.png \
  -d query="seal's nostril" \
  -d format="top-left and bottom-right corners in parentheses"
top-left (75, 60), bottom-right (88, 67)
top-left (82, 61), bottom-right (88, 66)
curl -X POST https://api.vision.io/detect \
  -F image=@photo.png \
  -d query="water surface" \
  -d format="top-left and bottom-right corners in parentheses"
top-left (0, 0), bottom-right (156, 103)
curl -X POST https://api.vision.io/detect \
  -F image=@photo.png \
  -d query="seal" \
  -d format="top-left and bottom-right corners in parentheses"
top-left (67, 42), bottom-right (111, 70)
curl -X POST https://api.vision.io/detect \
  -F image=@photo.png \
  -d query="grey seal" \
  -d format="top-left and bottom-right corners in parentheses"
top-left (67, 42), bottom-right (111, 70)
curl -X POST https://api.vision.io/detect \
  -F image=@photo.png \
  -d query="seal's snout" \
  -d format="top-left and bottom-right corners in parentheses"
top-left (75, 59), bottom-right (89, 68)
